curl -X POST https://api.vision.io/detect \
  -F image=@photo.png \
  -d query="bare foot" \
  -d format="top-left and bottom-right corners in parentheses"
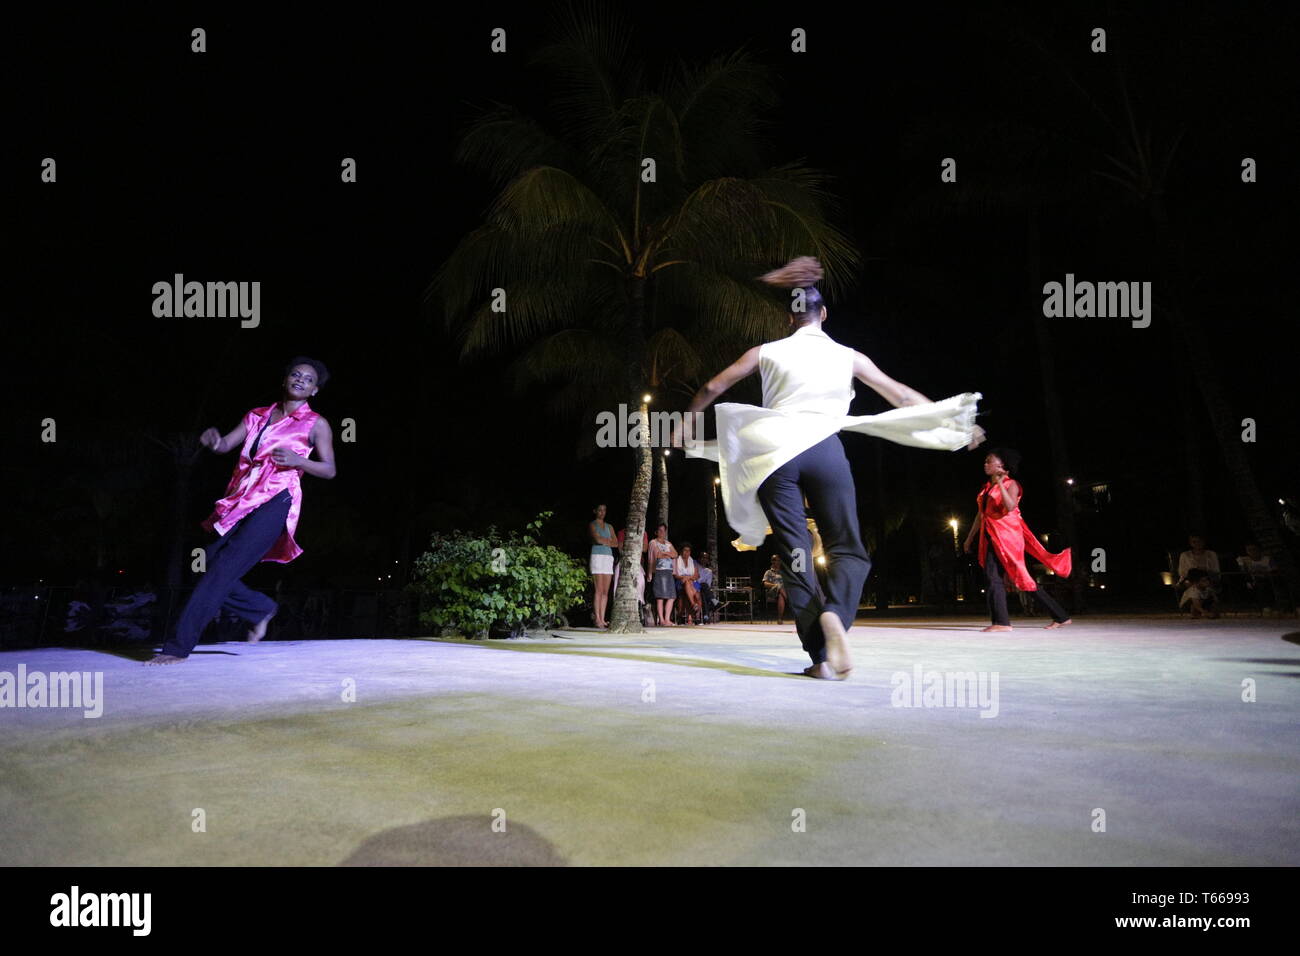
top-left (144, 653), bottom-right (186, 666)
top-left (802, 662), bottom-right (842, 680)
top-left (980, 624), bottom-right (1013, 632)
top-left (1045, 619), bottom-right (1072, 629)
top-left (247, 609), bottom-right (276, 643)
top-left (819, 611), bottom-right (853, 677)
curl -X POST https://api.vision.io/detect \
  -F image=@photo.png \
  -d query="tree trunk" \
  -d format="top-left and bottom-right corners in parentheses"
top-left (656, 450), bottom-right (669, 530)
top-left (610, 397), bottom-right (653, 633)
top-left (873, 441), bottom-right (888, 611)
top-left (1028, 211), bottom-right (1084, 612)
top-left (1180, 375), bottom-right (1207, 534)
top-left (1170, 305), bottom-right (1300, 605)
top-left (908, 459), bottom-right (932, 605)
top-left (707, 472), bottom-right (719, 577)
top-left (610, 277), bottom-right (651, 633)
top-left (165, 457), bottom-right (194, 589)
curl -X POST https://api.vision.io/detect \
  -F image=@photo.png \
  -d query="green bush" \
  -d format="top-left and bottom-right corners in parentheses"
top-left (408, 512), bottom-right (587, 638)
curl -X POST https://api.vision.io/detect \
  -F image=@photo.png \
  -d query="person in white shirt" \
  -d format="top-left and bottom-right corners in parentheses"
top-left (680, 256), bottom-right (985, 679)
top-left (762, 555), bottom-right (788, 624)
top-left (674, 544), bottom-right (702, 625)
top-left (1177, 535), bottom-right (1221, 590)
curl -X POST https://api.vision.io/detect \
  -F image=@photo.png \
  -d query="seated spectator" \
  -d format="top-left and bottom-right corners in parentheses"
top-left (696, 552), bottom-right (716, 623)
top-left (1179, 570), bottom-right (1219, 619)
top-left (1177, 535), bottom-right (1220, 590)
top-left (674, 543), bottom-right (702, 625)
top-left (1237, 543), bottom-right (1285, 612)
top-left (762, 555), bottom-right (787, 625)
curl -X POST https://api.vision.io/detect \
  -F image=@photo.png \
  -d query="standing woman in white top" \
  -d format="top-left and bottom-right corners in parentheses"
top-left (682, 257), bottom-right (984, 679)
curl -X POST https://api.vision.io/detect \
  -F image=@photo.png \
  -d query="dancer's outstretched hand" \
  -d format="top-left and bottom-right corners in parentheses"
top-left (967, 425), bottom-right (987, 450)
top-left (199, 427), bottom-right (222, 450)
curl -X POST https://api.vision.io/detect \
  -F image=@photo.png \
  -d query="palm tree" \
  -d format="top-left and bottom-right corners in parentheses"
top-left (998, 13), bottom-right (1300, 603)
top-left (428, 7), bottom-right (858, 631)
top-left (655, 450), bottom-right (669, 529)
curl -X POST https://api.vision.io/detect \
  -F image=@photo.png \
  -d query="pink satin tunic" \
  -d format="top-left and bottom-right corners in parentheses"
top-left (202, 401), bottom-right (320, 563)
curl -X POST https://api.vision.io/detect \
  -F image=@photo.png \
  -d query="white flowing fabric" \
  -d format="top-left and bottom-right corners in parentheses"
top-left (684, 325), bottom-right (981, 550)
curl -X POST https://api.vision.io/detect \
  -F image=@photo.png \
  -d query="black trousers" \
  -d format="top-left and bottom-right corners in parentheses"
top-left (984, 546), bottom-right (1068, 625)
top-left (756, 435), bottom-right (871, 664)
top-left (698, 582), bottom-right (715, 620)
top-left (162, 490), bottom-right (290, 657)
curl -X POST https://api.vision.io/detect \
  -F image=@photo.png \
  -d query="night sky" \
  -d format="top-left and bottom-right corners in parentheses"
top-left (5, 3), bottom-right (1298, 603)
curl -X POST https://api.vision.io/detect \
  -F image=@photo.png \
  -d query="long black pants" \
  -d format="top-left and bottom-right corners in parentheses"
top-left (756, 435), bottom-right (871, 664)
top-left (161, 490), bottom-right (290, 657)
top-left (984, 546), bottom-right (1068, 625)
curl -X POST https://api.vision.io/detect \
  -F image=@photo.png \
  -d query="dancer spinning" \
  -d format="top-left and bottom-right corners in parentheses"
top-left (962, 448), bottom-right (1071, 631)
top-left (682, 257), bottom-right (984, 679)
top-left (146, 358), bottom-right (337, 665)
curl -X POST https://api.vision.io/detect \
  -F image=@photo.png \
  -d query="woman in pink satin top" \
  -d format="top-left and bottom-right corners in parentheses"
top-left (147, 357), bottom-right (337, 665)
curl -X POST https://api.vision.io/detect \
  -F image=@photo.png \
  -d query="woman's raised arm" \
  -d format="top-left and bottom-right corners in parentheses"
top-left (201, 419), bottom-right (248, 454)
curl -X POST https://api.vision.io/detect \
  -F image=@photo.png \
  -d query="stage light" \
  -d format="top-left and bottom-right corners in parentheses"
top-left (1066, 478), bottom-right (1075, 486)
top-left (948, 518), bottom-right (958, 530)
top-left (817, 555), bottom-right (826, 566)
top-left (642, 393), bottom-right (652, 403)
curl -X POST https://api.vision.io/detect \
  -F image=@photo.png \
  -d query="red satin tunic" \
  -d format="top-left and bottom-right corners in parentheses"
top-left (202, 401), bottom-right (320, 563)
top-left (977, 478), bottom-right (1071, 591)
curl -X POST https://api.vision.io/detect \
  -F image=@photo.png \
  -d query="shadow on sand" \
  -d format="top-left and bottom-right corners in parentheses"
top-left (338, 815), bottom-right (569, 866)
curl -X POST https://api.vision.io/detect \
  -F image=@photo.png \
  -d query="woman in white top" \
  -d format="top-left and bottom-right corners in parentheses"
top-left (674, 543), bottom-right (702, 625)
top-left (682, 257), bottom-right (984, 679)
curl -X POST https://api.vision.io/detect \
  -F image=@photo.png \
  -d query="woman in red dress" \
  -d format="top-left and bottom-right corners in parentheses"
top-left (962, 448), bottom-right (1072, 631)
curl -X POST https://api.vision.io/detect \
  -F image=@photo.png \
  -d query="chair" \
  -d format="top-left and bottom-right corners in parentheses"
top-left (715, 576), bottom-right (754, 623)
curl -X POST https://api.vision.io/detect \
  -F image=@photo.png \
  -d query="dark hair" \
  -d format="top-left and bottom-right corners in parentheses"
top-left (285, 356), bottom-right (330, 388)
top-left (758, 256), bottom-right (826, 323)
top-left (656, 524), bottom-right (667, 532)
top-left (986, 447), bottom-right (1021, 474)
top-left (681, 541), bottom-right (692, 551)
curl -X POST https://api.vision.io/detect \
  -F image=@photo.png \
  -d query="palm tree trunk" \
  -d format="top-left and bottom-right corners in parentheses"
top-left (873, 441), bottom-right (888, 611)
top-left (1170, 305), bottom-right (1300, 604)
top-left (165, 458), bottom-right (194, 589)
top-left (656, 451), bottom-right (669, 529)
top-left (610, 397), bottom-right (653, 633)
top-left (707, 472), bottom-right (719, 577)
top-left (1180, 376), bottom-right (1207, 534)
top-left (1028, 211), bottom-right (1084, 612)
top-left (611, 278), bottom-right (651, 633)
